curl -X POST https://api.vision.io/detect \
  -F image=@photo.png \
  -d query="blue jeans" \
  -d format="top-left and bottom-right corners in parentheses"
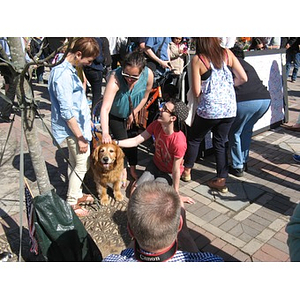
top-left (228, 99), bottom-right (271, 169)
top-left (286, 52), bottom-right (300, 81)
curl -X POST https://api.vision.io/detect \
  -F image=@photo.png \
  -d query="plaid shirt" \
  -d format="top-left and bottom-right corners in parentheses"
top-left (103, 248), bottom-right (223, 262)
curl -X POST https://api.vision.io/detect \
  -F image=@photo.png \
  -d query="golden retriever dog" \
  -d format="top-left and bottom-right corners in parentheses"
top-left (91, 132), bottom-right (125, 206)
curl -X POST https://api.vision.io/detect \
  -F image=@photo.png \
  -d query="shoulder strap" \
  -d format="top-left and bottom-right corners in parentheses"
top-left (128, 95), bottom-right (138, 126)
top-left (159, 37), bottom-right (166, 51)
top-left (224, 49), bottom-right (229, 65)
top-left (198, 54), bottom-right (210, 70)
top-left (156, 37), bottom-right (167, 57)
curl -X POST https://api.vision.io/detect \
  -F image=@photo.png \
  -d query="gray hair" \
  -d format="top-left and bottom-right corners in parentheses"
top-left (128, 181), bottom-right (181, 252)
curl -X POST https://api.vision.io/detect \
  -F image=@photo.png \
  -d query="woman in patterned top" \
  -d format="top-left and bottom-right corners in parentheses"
top-left (181, 37), bottom-right (247, 193)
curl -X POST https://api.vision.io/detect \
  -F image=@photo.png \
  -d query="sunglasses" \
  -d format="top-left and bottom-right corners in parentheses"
top-left (160, 102), bottom-right (174, 115)
top-left (121, 71), bottom-right (140, 81)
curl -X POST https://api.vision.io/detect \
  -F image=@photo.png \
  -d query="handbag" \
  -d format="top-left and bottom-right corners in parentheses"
top-left (128, 95), bottom-right (146, 133)
top-left (185, 88), bottom-right (199, 127)
top-left (135, 105), bottom-right (148, 129)
top-left (32, 189), bottom-right (103, 261)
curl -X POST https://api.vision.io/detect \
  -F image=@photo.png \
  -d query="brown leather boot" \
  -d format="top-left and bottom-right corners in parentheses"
top-left (207, 178), bottom-right (228, 193)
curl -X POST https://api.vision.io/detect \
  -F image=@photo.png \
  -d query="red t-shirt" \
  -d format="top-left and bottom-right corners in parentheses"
top-left (146, 120), bottom-right (187, 174)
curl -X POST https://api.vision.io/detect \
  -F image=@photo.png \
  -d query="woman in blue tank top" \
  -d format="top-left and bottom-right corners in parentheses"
top-left (100, 51), bottom-right (154, 185)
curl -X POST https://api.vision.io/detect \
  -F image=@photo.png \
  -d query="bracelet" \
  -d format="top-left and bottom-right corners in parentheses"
top-left (115, 140), bottom-right (119, 145)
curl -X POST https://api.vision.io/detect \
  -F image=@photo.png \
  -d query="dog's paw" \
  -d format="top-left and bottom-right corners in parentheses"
top-left (114, 191), bottom-right (123, 202)
top-left (100, 195), bottom-right (110, 206)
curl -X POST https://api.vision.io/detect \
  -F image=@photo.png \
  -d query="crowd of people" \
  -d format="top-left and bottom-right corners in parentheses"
top-left (1, 36), bottom-right (300, 261)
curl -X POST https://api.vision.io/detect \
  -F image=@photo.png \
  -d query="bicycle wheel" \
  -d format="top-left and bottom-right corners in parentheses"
top-left (91, 97), bottom-right (103, 131)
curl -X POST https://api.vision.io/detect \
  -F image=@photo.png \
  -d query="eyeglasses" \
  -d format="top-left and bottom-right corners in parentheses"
top-left (121, 71), bottom-right (140, 81)
top-left (159, 102), bottom-right (174, 115)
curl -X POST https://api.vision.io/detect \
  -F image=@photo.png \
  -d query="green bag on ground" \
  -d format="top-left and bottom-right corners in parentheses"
top-left (32, 189), bottom-right (102, 262)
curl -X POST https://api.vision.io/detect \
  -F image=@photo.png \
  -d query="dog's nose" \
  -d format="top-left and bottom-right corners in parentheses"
top-left (103, 156), bottom-right (109, 163)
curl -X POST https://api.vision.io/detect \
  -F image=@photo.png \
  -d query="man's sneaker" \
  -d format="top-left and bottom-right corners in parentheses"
top-left (293, 154), bottom-right (300, 163)
top-left (229, 165), bottom-right (244, 177)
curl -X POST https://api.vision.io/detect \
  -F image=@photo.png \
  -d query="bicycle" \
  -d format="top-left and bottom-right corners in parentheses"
top-left (135, 69), bottom-right (178, 130)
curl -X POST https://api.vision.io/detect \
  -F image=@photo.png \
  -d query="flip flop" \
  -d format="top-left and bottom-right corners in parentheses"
top-left (71, 204), bottom-right (89, 217)
top-left (77, 194), bottom-right (94, 205)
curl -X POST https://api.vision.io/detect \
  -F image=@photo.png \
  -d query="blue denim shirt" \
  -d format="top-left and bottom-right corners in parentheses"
top-left (145, 37), bottom-right (171, 61)
top-left (48, 60), bottom-right (92, 145)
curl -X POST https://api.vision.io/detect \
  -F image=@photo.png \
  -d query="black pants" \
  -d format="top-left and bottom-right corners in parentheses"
top-left (109, 114), bottom-right (138, 167)
top-left (184, 114), bottom-right (235, 178)
top-left (84, 68), bottom-right (103, 108)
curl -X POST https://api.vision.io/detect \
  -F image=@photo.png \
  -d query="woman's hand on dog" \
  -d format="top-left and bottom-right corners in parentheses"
top-left (102, 132), bottom-right (112, 144)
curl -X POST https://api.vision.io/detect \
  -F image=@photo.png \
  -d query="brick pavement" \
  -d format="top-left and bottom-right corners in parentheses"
top-left (181, 77), bottom-right (300, 262)
top-left (0, 72), bottom-right (300, 262)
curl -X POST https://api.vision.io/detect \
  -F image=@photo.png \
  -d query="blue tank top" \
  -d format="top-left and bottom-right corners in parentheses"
top-left (110, 66), bottom-right (149, 119)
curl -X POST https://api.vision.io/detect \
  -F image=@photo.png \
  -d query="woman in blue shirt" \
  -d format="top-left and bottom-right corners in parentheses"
top-left (48, 37), bottom-right (100, 217)
top-left (100, 51), bottom-right (154, 185)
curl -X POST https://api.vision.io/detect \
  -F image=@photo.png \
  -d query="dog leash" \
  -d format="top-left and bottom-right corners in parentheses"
top-left (91, 123), bottom-right (100, 141)
top-left (35, 110), bottom-right (101, 209)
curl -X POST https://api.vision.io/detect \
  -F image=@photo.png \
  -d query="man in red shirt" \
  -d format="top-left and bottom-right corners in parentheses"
top-left (117, 98), bottom-right (198, 252)
top-left (117, 98), bottom-right (192, 203)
